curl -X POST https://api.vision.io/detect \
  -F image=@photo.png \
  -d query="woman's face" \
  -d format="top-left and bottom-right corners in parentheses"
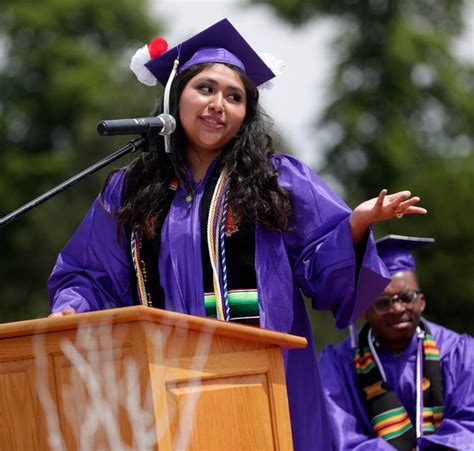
top-left (179, 64), bottom-right (247, 155)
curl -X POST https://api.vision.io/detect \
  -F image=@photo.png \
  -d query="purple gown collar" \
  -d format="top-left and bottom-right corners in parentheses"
top-left (375, 329), bottom-right (419, 361)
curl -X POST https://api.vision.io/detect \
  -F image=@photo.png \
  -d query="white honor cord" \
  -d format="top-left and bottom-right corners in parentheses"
top-left (349, 323), bottom-right (359, 348)
top-left (370, 326), bottom-right (424, 449)
top-left (415, 326), bottom-right (425, 445)
top-left (368, 328), bottom-right (387, 382)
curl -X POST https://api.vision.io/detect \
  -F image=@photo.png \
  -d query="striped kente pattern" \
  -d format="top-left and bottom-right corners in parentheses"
top-left (204, 289), bottom-right (259, 320)
top-left (422, 332), bottom-right (444, 433)
top-left (423, 406), bottom-right (444, 432)
top-left (423, 334), bottom-right (440, 360)
top-left (355, 321), bottom-right (445, 449)
top-left (355, 346), bottom-right (376, 374)
top-left (372, 406), bottom-right (412, 441)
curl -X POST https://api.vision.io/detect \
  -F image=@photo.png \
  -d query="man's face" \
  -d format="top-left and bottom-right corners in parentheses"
top-left (365, 271), bottom-right (426, 353)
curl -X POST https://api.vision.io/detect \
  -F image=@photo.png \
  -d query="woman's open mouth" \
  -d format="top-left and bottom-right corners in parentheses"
top-left (200, 116), bottom-right (224, 129)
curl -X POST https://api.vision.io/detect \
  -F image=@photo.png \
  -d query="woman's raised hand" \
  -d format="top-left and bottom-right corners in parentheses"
top-left (350, 189), bottom-right (427, 244)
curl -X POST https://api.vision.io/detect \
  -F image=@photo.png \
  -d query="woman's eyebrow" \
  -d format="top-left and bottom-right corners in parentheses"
top-left (195, 77), bottom-right (245, 95)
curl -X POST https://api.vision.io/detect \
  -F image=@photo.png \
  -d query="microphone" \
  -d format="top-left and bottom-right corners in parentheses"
top-left (97, 114), bottom-right (176, 136)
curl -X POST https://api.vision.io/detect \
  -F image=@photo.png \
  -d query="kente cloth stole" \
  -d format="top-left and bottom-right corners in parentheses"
top-left (129, 168), bottom-right (258, 321)
top-left (354, 320), bottom-right (444, 450)
top-left (199, 165), bottom-right (258, 322)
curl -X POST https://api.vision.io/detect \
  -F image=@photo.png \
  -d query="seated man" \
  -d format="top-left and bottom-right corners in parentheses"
top-left (320, 235), bottom-right (474, 450)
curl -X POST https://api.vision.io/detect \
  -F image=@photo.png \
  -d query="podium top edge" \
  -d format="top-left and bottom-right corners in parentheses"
top-left (0, 306), bottom-right (307, 349)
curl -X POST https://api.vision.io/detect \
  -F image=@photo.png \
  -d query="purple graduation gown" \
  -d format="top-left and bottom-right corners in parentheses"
top-left (319, 320), bottom-right (474, 450)
top-left (49, 154), bottom-right (390, 450)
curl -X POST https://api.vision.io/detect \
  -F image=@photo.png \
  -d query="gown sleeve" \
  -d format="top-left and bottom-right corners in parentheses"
top-left (276, 155), bottom-right (390, 329)
top-left (319, 345), bottom-right (396, 450)
top-left (417, 333), bottom-right (474, 450)
top-left (48, 171), bottom-right (134, 313)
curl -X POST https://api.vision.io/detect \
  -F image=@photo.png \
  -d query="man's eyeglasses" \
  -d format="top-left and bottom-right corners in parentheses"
top-left (372, 289), bottom-right (421, 312)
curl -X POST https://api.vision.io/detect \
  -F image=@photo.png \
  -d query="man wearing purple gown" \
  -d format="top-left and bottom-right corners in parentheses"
top-left (320, 235), bottom-right (474, 450)
top-left (48, 19), bottom-right (427, 450)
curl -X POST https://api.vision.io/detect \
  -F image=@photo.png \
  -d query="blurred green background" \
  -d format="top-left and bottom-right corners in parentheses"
top-left (1, 0), bottom-right (473, 350)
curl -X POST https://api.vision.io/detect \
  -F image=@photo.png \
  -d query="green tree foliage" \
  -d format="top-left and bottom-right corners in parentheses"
top-left (254, 0), bottom-right (474, 343)
top-left (0, 0), bottom-right (162, 321)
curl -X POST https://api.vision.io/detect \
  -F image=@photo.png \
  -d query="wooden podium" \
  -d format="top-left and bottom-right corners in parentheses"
top-left (0, 306), bottom-right (306, 450)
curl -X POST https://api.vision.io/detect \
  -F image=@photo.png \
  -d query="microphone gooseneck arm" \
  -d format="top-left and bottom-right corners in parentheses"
top-left (1, 113), bottom-right (177, 229)
top-left (0, 137), bottom-right (146, 229)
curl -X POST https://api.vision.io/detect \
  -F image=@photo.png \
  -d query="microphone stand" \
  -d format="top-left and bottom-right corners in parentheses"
top-left (0, 136), bottom-right (148, 229)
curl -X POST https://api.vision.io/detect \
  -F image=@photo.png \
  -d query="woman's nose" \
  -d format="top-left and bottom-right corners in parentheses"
top-left (209, 93), bottom-right (224, 112)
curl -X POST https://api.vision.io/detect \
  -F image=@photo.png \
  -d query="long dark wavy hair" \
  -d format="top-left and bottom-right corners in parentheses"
top-left (113, 63), bottom-right (292, 237)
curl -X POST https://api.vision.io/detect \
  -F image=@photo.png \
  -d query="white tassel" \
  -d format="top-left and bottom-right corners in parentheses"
top-left (163, 58), bottom-right (179, 153)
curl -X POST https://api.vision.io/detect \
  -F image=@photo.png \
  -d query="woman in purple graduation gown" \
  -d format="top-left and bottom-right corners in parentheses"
top-left (48, 19), bottom-right (426, 450)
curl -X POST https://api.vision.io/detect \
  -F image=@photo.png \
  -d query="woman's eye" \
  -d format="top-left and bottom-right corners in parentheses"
top-left (228, 93), bottom-right (242, 102)
top-left (197, 84), bottom-right (212, 93)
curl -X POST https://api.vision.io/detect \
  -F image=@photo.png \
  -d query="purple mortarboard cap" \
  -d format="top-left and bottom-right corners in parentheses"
top-left (145, 18), bottom-right (275, 87)
top-left (376, 234), bottom-right (435, 275)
